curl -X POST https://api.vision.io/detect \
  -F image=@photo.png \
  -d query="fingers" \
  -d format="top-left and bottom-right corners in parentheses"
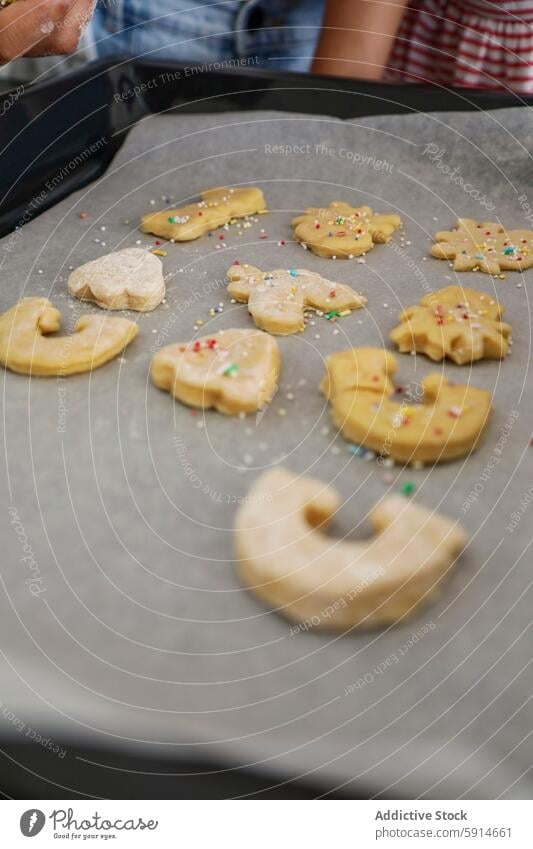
top-left (0, 0), bottom-right (53, 61)
top-left (0, 0), bottom-right (94, 62)
top-left (32, 0), bottom-right (95, 56)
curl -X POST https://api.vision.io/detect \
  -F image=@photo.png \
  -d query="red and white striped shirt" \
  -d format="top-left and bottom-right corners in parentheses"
top-left (388, 0), bottom-right (533, 93)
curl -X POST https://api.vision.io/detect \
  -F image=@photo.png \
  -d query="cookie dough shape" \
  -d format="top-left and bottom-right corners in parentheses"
top-left (151, 328), bottom-right (280, 415)
top-left (390, 286), bottom-right (511, 365)
top-left (292, 202), bottom-right (402, 259)
top-left (0, 298), bottom-right (137, 376)
top-left (226, 263), bottom-right (366, 335)
top-left (431, 218), bottom-right (533, 273)
top-left (140, 186), bottom-right (267, 242)
top-left (235, 468), bottom-right (467, 630)
top-left (68, 248), bottom-right (165, 312)
top-left (321, 347), bottom-right (491, 464)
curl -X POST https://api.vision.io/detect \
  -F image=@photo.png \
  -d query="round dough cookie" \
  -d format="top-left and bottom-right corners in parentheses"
top-left (431, 218), bottom-right (533, 273)
top-left (0, 298), bottom-right (137, 376)
top-left (140, 186), bottom-right (267, 242)
top-left (151, 328), bottom-right (280, 415)
top-left (321, 347), bottom-right (492, 464)
top-left (68, 248), bottom-right (165, 312)
top-left (292, 202), bottom-right (402, 258)
top-left (389, 285), bottom-right (511, 364)
top-left (235, 468), bottom-right (467, 630)
top-left (226, 263), bottom-right (366, 334)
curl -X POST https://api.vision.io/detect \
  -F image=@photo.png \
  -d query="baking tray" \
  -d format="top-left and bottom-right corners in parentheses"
top-left (1, 56), bottom-right (532, 239)
top-left (1, 60), bottom-right (532, 800)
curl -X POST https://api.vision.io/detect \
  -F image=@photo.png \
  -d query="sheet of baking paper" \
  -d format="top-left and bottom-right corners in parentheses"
top-left (1, 106), bottom-right (531, 798)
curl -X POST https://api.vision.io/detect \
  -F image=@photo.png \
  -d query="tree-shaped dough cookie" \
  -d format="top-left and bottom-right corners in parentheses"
top-left (227, 263), bottom-right (366, 334)
top-left (292, 202), bottom-right (402, 258)
top-left (390, 286), bottom-right (511, 364)
top-left (431, 218), bottom-right (533, 273)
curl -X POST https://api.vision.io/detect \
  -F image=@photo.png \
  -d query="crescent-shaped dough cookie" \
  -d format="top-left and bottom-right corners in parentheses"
top-left (0, 298), bottom-right (137, 376)
top-left (140, 186), bottom-right (267, 242)
top-left (226, 263), bottom-right (366, 334)
top-left (431, 218), bottom-right (533, 273)
top-left (292, 202), bottom-right (402, 258)
top-left (151, 328), bottom-right (280, 415)
top-left (389, 286), bottom-right (511, 364)
top-left (321, 347), bottom-right (492, 464)
top-left (235, 468), bottom-right (467, 630)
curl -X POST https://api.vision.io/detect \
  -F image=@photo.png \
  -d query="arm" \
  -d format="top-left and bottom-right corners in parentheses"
top-left (0, 0), bottom-right (95, 62)
top-left (312, 0), bottom-right (409, 80)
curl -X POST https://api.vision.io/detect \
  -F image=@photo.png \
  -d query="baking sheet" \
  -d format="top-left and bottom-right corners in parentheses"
top-left (1, 106), bottom-right (532, 799)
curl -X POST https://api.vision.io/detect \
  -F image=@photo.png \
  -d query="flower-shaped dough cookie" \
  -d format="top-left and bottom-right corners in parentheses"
top-left (226, 263), bottom-right (366, 335)
top-left (389, 286), bottom-right (511, 365)
top-left (140, 186), bottom-right (266, 242)
top-left (236, 468), bottom-right (467, 630)
top-left (431, 218), bottom-right (533, 273)
top-left (321, 347), bottom-right (492, 464)
top-left (0, 298), bottom-right (137, 376)
top-left (291, 202), bottom-right (402, 259)
top-left (68, 248), bottom-right (165, 311)
top-left (151, 328), bottom-right (280, 415)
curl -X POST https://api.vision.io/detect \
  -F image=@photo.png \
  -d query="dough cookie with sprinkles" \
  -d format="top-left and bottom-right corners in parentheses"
top-left (140, 186), bottom-right (266, 242)
top-left (292, 202), bottom-right (402, 259)
top-left (431, 218), bottom-right (533, 274)
top-left (150, 328), bottom-right (280, 416)
top-left (321, 347), bottom-right (492, 464)
top-left (227, 263), bottom-right (366, 335)
top-left (390, 286), bottom-right (511, 365)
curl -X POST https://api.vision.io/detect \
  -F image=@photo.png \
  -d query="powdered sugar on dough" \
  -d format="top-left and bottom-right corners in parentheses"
top-left (68, 248), bottom-right (165, 312)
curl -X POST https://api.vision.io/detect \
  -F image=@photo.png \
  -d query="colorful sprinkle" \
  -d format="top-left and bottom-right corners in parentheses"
top-left (223, 363), bottom-right (239, 377)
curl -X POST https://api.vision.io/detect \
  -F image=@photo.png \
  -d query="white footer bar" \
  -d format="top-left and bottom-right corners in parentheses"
top-left (3, 800), bottom-right (530, 848)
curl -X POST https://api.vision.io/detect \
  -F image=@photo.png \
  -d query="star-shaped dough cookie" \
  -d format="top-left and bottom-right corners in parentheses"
top-left (150, 328), bottom-right (280, 415)
top-left (389, 286), bottom-right (511, 364)
top-left (226, 263), bottom-right (366, 335)
top-left (140, 186), bottom-right (266, 242)
top-left (431, 218), bottom-right (533, 273)
top-left (291, 202), bottom-right (402, 258)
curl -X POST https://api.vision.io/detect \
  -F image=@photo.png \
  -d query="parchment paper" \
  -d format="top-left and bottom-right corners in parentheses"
top-left (1, 106), bottom-right (532, 799)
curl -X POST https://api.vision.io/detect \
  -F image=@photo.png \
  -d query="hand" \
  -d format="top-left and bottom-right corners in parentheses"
top-left (0, 0), bottom-right (95, 63)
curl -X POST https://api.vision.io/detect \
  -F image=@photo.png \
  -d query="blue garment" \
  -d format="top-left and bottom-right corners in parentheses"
top-left (91, 0), bottom-right (325, 72)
